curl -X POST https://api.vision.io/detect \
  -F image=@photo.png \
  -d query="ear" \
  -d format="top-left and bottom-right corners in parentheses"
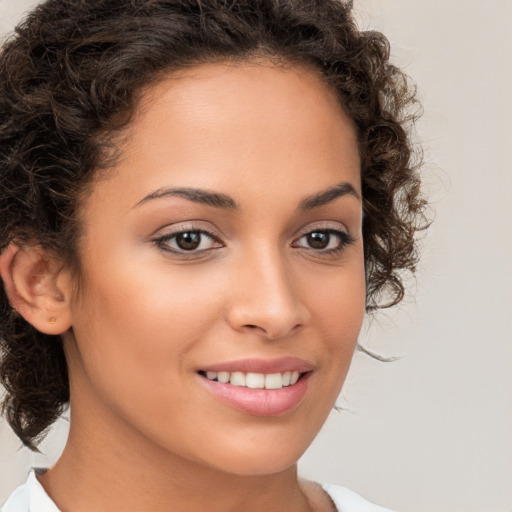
top-left (0, 243), bottom-right (73, 335)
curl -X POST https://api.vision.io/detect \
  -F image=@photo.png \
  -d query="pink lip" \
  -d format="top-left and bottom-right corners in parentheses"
top-left (199, 357), bottom-right (314, 374)
top-left (199, 373), bottom-right (311, 416)
top-left (197, 358), bottom-right (313, 416)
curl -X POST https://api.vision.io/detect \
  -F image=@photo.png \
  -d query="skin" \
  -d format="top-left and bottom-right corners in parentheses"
top-left (33, 61), bottom-right (366, 511)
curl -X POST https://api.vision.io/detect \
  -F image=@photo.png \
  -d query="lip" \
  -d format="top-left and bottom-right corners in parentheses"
top-left (199, 356), bottom-right (314, 374)
top-left (197, 358), bottom-right (313, 416)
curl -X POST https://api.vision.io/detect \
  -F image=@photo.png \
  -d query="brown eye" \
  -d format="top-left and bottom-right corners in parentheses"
top-left (306, 231), bottom-right (330, 249)
top-left (293, 228), bottom-right (354, 254)
top-left (155, 229), bottom-right (222, 254)
top-left (175, 231), bottom-right (201, 251)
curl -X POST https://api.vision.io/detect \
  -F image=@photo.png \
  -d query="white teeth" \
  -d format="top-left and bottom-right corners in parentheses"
top-left (202, 370), bottom-right (303, 389)
top-left (265, 373), bottom-right (283, 389)
top-left (246, 372), bottom-right (265, 389)
top-left (218, 371), bottom-right (230, 383)
top-left (230, 372), bottom-right (246, 387)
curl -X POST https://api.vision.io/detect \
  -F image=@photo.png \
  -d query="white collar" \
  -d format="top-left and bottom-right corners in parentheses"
top-left (1, 470), bottom-right (59, 512)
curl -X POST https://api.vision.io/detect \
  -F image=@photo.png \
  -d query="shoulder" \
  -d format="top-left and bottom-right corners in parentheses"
top-left (1, 470), bottom-right (59, 512)
top-left (320, 482), bottom-right (394, 512)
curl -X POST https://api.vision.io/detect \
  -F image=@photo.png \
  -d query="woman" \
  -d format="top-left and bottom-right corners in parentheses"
top-left (0, 0), bottom-right (425, 510)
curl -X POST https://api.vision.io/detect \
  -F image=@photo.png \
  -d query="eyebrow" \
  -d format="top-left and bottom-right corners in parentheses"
top-left (298, 182), bottom-right (360, 210)
top-left (134, 181), bottom-right (360, 210)
top-left (135, 187), bottom-right (238, 210)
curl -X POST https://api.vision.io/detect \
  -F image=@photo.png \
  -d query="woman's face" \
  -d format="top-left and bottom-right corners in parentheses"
top-left (63, 61), bottom-right (365, 475)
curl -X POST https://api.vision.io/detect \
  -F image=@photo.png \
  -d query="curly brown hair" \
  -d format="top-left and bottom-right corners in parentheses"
top-left (0, 0), bottom-right (426, 449)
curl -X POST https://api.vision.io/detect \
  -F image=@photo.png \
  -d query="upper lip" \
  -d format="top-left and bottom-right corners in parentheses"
top-left (199, 357), bottom-right (314, 374)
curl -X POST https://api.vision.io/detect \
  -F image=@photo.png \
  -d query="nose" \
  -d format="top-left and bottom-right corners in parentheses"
top-left (226, 249), bottom-right (310, 340)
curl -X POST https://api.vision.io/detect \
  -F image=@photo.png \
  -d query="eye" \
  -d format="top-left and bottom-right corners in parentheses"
top-left (154, 228), bottom-right (222, 254)
top-left (293, 228), bottom-right (354, 254)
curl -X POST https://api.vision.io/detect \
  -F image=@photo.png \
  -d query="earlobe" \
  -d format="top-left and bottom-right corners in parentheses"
top-left (0, 243), bottom-right (73, 335)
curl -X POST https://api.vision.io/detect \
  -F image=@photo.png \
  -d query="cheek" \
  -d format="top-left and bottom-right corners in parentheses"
top-left (310, 254), bottom-right (366, 343)
top-left (68, 254), bottom-right (224, 407)
top-left (307, 253), bottom-right (366, 390)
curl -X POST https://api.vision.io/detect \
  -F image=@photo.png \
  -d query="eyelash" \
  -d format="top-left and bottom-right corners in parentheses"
top-left (153, 225), bottom-right (355, 257)
top-left (153, 224), bottom-right (222, 256)
top-left (292, 228), bottom-right (355, 256)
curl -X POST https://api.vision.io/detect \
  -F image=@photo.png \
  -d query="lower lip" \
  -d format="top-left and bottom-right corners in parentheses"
top-left (198, 372), bottom-right (311, 416)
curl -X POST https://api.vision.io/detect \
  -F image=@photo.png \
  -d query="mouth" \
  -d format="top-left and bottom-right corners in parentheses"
top-left (197, 370), bottom-right (303, 390)
top-left (196, 359), bottom-right (313, 416)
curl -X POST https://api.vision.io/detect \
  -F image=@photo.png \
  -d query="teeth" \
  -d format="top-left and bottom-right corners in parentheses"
top-left (202, 370), bottom-right (303, 389)
top-left (230, 372), bottom-right (246, 387)
top-left (246, 373), bottom-right (265, 389)
top-left (265, 373), bottom-right (283, 389)
top-left (218, 371), bottom-right (230, 383)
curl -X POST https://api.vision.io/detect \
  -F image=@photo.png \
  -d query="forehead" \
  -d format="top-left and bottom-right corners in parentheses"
top-left (136, 59), bottom-right (347, 119)
top-left (87, 60), bottom-right (361, 215)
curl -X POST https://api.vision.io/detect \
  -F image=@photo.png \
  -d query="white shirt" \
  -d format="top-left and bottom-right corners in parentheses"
top-left (2, 471), bottom-right (393, 512)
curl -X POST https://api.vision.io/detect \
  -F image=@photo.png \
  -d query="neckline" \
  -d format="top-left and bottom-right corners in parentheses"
top-left (25, 470), bottom-right (365, 512)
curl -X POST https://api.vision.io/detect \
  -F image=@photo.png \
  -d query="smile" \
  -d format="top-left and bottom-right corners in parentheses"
top-left (197, 365), bottom-right (312, 416)
top-left (199, 370), bottom-right (301, 389)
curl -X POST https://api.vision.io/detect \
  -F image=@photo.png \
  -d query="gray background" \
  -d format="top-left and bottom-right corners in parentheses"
top-left (1, 1), bottom-right (511, 510)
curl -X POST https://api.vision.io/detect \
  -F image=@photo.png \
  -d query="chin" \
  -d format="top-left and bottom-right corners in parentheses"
top-left (215, 454), bottom-right (301, 477)
top-left (200, 434), bottom-right (312, 477)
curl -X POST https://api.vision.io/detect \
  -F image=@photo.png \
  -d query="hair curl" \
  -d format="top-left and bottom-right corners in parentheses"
top-left (0, 0), bottom-right (426, 449)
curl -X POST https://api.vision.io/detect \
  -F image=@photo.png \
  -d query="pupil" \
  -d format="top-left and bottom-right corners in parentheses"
top-left (308, 231), bottom-right (329, 249)
top-left (176, 232), bottom-right (201, 250)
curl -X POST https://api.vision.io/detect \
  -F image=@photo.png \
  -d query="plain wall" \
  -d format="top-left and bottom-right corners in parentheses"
top-left (1, 1), bottom-right (511, 511)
